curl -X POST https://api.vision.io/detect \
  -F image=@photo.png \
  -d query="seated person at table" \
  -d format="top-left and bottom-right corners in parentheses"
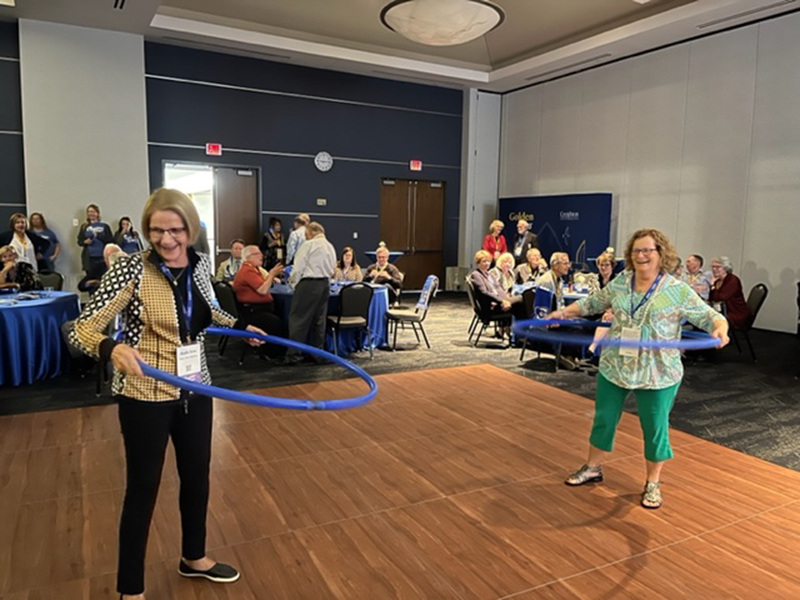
top-left (709, 256), bottom-right (748, 330)
top-left (536, 252), bottom-right (571, 307)
top-left (0, 245), bottom-right (42, 291)
top-left (469, 250), bottom-right (525, 322)
top-left (588, 249), bottom-right (615, 293)
top-left (333, 246), bottom-right (362, 282)
top-left (514, 248), bottom-right (547, 284)
top-left (0, 213), bottom-right (49, 273)
top-left (232, 245), bottom-right (286, 344)
top-left (537, 252), bottom-right (581, 370)
top-left (215, 239), bottom-right (245, 282)
top-left (365, 245), bottom-right (403, 305)
top-left (586, 250), bottom-right (616, 361)
top-left (489, 252), bottom-right (515, 293)
top-left (78, 243), bottom-right (125, 293)
top-left (681, 254), bottom-right (711, 301)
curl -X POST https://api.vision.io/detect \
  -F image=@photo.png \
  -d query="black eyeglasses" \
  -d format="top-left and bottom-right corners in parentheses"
top-left (150, 227), bottom-right (186, 239)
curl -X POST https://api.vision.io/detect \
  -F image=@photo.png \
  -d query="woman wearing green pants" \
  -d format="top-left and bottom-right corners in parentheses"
top-left (548, 228), bottom-right (729, 509)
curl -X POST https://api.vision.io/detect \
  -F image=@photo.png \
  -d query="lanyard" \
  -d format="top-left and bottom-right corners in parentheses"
top-left (630, 272), bottom-right (662, 319)
top-left (160, 262), bottom-right (193, 342)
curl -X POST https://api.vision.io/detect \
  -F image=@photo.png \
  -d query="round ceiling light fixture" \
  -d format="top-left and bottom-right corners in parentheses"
top-left (380, 0), bottom-right (505, 46)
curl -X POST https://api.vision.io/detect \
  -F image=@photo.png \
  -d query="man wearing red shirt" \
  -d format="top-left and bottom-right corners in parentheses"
top-left (232, 246), bottom-right (286, 343)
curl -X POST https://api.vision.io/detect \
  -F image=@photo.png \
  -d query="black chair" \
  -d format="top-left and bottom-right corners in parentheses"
top-left (61, 319), bottom-right (109, 397)
top-left (212, 281), bottom-right (240, 359)
top-left (38, 270), bottom-right (64, 291)
top-left (386, 275), bottom-right (438, 350)
top-left (465, 276), bottom-right (480, 340)
top-left (517, 288), bottom-right (538, 360)
top-left (328, 283), bottom-right (374, 358)
top-left (465, 278), bottom-right (512, 347)
top-left (729, 283), bottom-right (768, 362)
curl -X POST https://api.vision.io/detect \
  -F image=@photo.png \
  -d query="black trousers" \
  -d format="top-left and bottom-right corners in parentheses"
top-left (239, 303), bottom-right (287, 357)
top-left (287, 278), bottom-right (329, 357)
top-left (116, 394), bottom-right (213, 595)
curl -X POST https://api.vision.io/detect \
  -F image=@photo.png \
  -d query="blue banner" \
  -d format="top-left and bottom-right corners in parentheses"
top-left (499, 193), bottom-right (612, 267)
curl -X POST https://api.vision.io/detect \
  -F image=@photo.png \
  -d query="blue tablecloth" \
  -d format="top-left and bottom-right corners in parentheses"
top-left (0, 291), bottom-right (81, 387)
top-left (270, 283), bottom-right (389, 354)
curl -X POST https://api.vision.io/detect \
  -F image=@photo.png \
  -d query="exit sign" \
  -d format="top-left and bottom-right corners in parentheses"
top-left (205, 143), bottom-right (223, 156)
top-left (410, 160), bottom-right (422, 171)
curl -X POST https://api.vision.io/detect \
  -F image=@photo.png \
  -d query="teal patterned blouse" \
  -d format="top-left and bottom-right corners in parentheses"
top-left (576, 272), bottom-right (725, 390)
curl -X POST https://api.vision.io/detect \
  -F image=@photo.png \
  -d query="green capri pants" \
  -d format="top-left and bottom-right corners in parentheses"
top-left (590, 374), bottom-right (681, 462)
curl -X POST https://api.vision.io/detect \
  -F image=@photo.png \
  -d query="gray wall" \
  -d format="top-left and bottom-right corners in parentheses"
top-left (500, 13), bottom-right (800, 333)
top-left (19, 19), bottom-right (149, 291)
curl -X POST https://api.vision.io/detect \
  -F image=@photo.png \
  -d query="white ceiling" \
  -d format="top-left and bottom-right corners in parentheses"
top-left (1, 0), bottom-right (797, 91)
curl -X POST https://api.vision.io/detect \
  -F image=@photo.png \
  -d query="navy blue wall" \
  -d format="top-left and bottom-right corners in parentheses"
top-left (0, 21), bottom-right (25, 229)
top-left (145, 43), bottom-right (463, 267)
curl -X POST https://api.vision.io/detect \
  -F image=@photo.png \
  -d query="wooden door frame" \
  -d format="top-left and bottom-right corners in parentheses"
top-left (160, 159), bottom-right (264, 234)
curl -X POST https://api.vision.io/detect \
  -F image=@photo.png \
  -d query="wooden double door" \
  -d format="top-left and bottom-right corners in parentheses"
top-left (379, 178), bottom-right (444, 290)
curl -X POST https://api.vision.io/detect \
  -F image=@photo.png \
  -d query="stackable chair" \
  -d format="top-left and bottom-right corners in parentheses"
top-left (386, 275), bottom-right (438, 350)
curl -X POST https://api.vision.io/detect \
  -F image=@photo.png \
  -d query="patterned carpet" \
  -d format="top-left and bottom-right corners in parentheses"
top-left (3, 292), bottom-right (799, 470)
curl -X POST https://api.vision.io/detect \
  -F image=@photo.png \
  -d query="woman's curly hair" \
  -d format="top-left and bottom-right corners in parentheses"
top-left (623, 228), bottom-right (679, 274)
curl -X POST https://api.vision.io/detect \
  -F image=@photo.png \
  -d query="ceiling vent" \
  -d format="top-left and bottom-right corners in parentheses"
top-left (112, 0), bottom-right (126, 9)
top-left (696, 0), bottom-right (796, 30)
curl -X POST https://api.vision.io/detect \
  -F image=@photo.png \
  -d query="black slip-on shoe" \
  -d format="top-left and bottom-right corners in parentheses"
top-left (178, 561), bottom-right (240, 583)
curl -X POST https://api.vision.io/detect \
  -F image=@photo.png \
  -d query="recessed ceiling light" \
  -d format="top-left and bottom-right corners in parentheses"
top-left (631, 0), bottom-right (653, 4)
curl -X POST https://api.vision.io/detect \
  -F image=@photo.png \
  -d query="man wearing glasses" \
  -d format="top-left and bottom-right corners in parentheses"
top-left (536, 252), bottom-right (580, 370)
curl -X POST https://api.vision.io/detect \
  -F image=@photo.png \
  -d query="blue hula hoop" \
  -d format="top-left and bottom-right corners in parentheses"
top-left (138, 327), bottom-right (377, 411)
top-left (512, 319), bottom-right (721, 351)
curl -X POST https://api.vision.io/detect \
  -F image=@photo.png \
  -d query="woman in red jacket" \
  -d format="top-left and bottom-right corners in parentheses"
top-left (482, 220), bottom-right (507, 261)
top-left (709, 256), bottom-right (749, 330)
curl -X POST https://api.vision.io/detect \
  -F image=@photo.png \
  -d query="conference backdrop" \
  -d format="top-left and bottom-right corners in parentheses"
top-left (145, 43), bottom-right (463, 267)
top-left (0, 21), bottom-right (25, 229)
top-left (498, 193), bottom-right (612, 266)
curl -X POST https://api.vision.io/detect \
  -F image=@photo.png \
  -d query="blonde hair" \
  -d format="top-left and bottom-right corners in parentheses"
top-left (141, 188), bottom-right (201, 245)
top-left (550, 251), bottom-right (569, 266)
top-left (9, 213), bottom-right (26, 230)
top-left (596, 250), bottom-right (615, 265)
top-left (489, 220), bottom-right (504, 233)
top-left (496, 252), bottom-right (515, 269)
top-left (474, 249), bottom-right (492, 265)
top-left (526, 248), bottom-right (541, 261)
top-left (0, 244), bottom-right (17, 258)
top-left (623, 228), bottom-right (679, 274)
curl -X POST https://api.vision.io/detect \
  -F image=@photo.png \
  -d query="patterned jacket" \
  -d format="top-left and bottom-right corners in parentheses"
top-left (70, 248), bottom-right (243, 401)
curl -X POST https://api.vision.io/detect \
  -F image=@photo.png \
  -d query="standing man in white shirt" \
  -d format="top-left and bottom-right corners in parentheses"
top-left (285, 221), bottom-right (336, 363)
top-left (285, 213), bottom-right (310, 265)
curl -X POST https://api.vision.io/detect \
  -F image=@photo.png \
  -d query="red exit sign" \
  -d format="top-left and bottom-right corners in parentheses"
top-left (205, 143), bottom-right (223, 156)
top-left (409, 160), bottom-right (422, 171)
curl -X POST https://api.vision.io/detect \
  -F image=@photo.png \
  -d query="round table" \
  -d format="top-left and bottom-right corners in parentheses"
top-left (270, 282), bottom-right (389, 353)
top-left (0, 291), bottom-right (80, 386)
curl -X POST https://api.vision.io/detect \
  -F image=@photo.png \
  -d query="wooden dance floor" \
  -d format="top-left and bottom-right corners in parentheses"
top-left (2, 363), bottom-right (800, 599)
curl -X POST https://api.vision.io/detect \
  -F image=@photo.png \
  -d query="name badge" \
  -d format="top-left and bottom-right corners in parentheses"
top-left (619, 326), bottom-right (641, 358)
top-left (176, 343), bottom-right (202, 382)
